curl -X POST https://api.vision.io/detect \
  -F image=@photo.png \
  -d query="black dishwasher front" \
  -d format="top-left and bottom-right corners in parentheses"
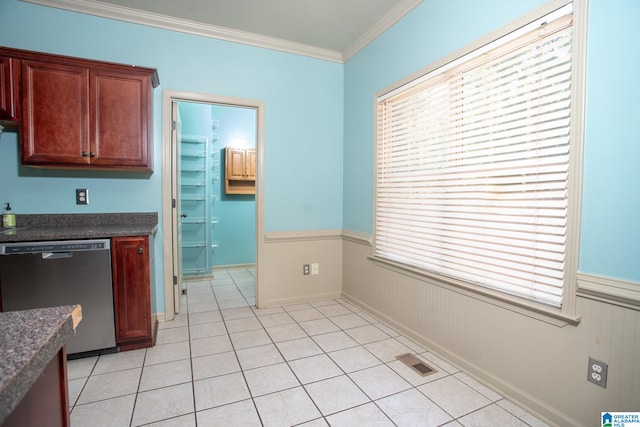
top-left (0, 239), bottom-right (117, 356)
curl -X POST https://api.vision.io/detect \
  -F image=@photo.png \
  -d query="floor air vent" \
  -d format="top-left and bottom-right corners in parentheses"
top-left (395, 353), bottom-right (436, 377)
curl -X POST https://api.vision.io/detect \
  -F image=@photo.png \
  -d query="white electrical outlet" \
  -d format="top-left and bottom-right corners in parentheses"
top-left (311, 263), bottom-right (319, 275)
top-left (587, 357), bottom-right (607, 388)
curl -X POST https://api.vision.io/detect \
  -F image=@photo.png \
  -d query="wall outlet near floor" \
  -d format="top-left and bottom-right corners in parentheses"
top-left (311, 263), bottom-right (319, 275)
top-left (587, 357), bottom-right (608, 388)
top-left (303, 264), bottom-right (310, 275)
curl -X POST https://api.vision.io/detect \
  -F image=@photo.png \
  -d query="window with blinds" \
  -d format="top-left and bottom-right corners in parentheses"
top-left (375, 4), bottom-right (575, 308)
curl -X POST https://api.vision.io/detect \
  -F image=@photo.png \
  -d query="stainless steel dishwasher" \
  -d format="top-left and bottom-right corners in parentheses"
top-left (0, 239), bottom-right (116, 356)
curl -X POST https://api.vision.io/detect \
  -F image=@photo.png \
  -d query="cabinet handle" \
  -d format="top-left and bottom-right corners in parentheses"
top-left (81, 151), bottom-right (88, 157)
top-left (137, 247), bottom-right (144, 254)
top-left (89, 152), bottom-right (95, 158)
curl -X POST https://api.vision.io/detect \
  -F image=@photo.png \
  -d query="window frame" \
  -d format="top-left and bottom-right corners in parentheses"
top-left (372, 0), bottom-right (586, 324)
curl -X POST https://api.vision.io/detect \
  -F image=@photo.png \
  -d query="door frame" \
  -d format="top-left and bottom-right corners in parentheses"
top-left (161, 90), bottom-right (265, 321)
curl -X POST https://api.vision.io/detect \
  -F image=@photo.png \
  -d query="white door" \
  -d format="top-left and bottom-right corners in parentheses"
top-left (171, 101), bottom-right (184, 314)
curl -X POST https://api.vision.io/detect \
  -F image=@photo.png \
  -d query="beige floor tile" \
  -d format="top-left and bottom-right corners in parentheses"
top-left (458, 403), bottom-right (529, 426)
top-left (131, 382), bottom-right (194, 426)
top-left (67, 356), bottom-right (98, 380)
top-left (276, 337), bottom-right (323, 361)
top-left (70, 394), bottom-right (136, 427)
top-left (376, 388), bottom-right (452, 426)
top-left (243, 362), bottom-right (300, 396)
top-left (224, 316), bottom-right (263, 333)
top-left (328, 346), bottom-right (382, 373)
top-left (344, 324), bottom-right (390, 345)
top-left (191, 351), bottom-right (241, 380)
top-left (418, 376), bottom-right (491, 418)
top-left (266, 323), bottom-right (308, 342)
top-left (364, 337), bottom-right (413, 363)
top-left (288, 307), bottom-right (326, 322)
top-left (288, 354), bottom-right (343, 384)
top-left (299, 318), bottom-right (340, 336)
top-left (145, 341), bottom-right (191, 365)
top-left (327, 313), bottom-right (370, 329)
top-left (254, 387), bottom-right (321, 427)
top-left (190, 334), bottom-right (233, 357)
top-left (325, 402), bottom-right (394, 427)
top-left (304, 375), bottom-right (369, 416)
top-left (235, 343), bottom-right (284, 370)
top-left (187, 310), bottom-right (222, 325)
top-left (194, 372), bottom-right (250, 411)
top-left (66, 268), bottom-right (545, 427)
top-left (312, 330), bottom-right (359, 352)
top-left (76, 367), bottom-right (141, 404)
top-left (188, 320), bottom-right (227, 339)
top-left (229, 328), bottom-right (272, 350)
top-left (139, 359), bottom-right (192, 392)
top-left (196, 399), bottom-right (261, 426)
top-left (349, 364), bottom-right (412, 400)
top-left (143, 413), bottom-right (196, 426)
top-left (155, 326), bottom-right (190, 345)
top-left (256, 312), bottom-right (295, 327)
top-left (92, 349), bottom-right (146, 375)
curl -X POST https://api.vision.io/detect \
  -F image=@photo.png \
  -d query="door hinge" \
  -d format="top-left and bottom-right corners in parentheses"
top-left (173, 275), bottom-right (178, 285)
top-left (171, 120), bottom-right (177, 131)
top-left (172, 198), bottom-right (176, 208)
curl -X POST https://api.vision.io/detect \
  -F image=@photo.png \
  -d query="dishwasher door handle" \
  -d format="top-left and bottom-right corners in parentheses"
top-left (42, 252), bottom-right (73, 259)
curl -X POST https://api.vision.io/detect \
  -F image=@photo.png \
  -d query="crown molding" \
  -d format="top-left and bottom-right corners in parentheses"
top-left (19, 0), bottom-right (344, 63)
top-left (343, 0), bottom-right (423, 62)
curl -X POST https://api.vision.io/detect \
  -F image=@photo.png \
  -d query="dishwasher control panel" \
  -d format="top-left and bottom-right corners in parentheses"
top-left (0, 239), bottom-right (110, 255)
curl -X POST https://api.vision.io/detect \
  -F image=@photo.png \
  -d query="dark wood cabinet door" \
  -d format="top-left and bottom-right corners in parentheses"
top-left (0, 55), bottom-right (20, 121)
top-left (90, 69), bottom-right (151, 169)
top-left (21, 60), bottom-right (90, 165)
top-left (112, 236), bottom-right (152, 350)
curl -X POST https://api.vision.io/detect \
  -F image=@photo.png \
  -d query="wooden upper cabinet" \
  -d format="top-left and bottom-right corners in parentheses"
top-left (0, 45), bottom-right (158, 171)
top-left (21, 60), bottom-right (90, 165)
top-left (0, 55), bottom-right (20, 122)
top-left (91, 68), bottom-right (151, 168)
top-left (225, 147), bottom-right (256, 194)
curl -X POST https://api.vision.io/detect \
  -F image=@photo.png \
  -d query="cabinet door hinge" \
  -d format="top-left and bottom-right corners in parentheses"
top-left (171, 120), bottom-right (177, 131)
top-left (172, 198), bottom-right (176, 208)
top-left (173, 275), bottom-right (178, 285)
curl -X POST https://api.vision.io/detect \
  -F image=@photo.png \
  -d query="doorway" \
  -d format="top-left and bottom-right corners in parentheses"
top-left (162, 91), bottom-right (265, 321)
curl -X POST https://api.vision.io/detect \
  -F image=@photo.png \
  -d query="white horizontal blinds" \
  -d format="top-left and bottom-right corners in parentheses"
top-left (376, 7), bottom-right (573, 307)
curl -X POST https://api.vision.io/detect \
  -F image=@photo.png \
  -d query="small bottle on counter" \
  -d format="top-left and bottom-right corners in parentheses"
top-left (3, 203), bottom-right (16, 228)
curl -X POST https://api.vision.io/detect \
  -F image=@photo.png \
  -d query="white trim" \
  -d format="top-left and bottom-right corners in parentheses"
top-left (577, 273), bottom-right (640, 310)
top-left (373, 0), bottom-right (586, 317)
top-left (262, 291), bottom-right (343, 309)
top-left (341, 230), bottom-right (372, 245)
top-left (342, 0), bottom-right (423, 62)
top-left (20, 0), bottom-right (341, 62)
top-left (19, 0), bottom-right (422, 63)
top-left (264, 229), bottom-right (343, 243)
top-left (375, 0), bottom-right (578, 100)
top-left (162, 90), bottom-right (265, 317)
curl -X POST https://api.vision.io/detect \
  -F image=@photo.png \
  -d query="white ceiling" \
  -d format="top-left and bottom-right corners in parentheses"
top-left (21, 0), bottom-right (423, 62)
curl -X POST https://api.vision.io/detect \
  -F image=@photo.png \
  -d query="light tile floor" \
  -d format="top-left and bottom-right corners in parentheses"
top-left (67, 267), bottom-right (549, 426)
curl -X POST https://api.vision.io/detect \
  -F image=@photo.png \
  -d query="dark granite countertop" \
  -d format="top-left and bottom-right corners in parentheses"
top-left (0, 213), bottom-right (158, 243)
top-left (0, 305), bottom-right (82, 424)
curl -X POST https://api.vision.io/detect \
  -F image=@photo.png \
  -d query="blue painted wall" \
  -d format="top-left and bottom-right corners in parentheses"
top-left (343, 0), bottom-right (640, 284)
top-left (212, 104), bottom-right (257, 267)
top-left (0, 0), bottom-right (344, 312)
top-left (1, 0), bottom-right (638, 310)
